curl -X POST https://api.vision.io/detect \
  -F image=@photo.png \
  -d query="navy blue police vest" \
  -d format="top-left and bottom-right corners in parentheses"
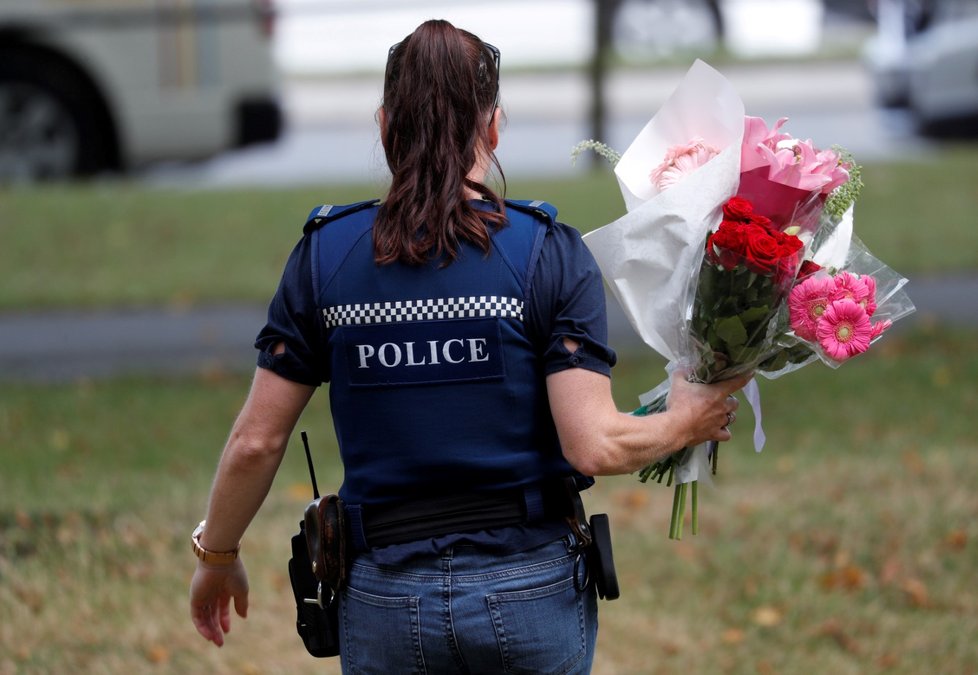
top-left (305, 199), bottom-right (576, 510)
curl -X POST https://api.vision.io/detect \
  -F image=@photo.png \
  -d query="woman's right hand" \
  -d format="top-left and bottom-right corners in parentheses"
top-left (189, 559), bottom-right (250, 647)
top-left (664, 369), bottom-right (752, 448)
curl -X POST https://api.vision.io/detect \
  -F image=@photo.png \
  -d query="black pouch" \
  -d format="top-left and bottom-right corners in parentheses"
top-left (288, 519), bottom-right (340, 658)
top-left (562, 477), bottom-right (619, 601)
top-left (587, 513), bottom-right (620, 600)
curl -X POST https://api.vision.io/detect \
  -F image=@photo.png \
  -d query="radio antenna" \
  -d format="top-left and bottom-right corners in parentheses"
top-left (301, 431), bottom-right (320, 500)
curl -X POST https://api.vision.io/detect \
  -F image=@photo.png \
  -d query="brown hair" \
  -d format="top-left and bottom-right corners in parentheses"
top-left (375, 20), bottom-right (506, 266)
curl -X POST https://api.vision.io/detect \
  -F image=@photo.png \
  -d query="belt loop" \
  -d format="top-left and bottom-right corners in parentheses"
top-left (522, 484), bottom-right (544, 522)
top-left (346, 504), bottom-right (368, 552)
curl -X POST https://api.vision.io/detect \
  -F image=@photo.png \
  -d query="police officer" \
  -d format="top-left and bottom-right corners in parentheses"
top-left (189, 19), bottom-right (747, 672)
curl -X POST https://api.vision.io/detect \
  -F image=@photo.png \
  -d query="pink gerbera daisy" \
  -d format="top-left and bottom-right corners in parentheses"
top-left (860, 275), bottom-right (878, 316)
top-left (816, 299), bottom-right (873, 361)
top-left (830, 272), bottom-right (874, 310)
top-left (788, 275), bottom-right (835, 341)
top-left (870, 319), bottom-right (892, 339)
top-left (649, 138), bottom-right (720, 191)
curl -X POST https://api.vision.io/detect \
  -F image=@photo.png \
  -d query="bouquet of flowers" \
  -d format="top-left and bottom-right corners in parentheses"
top-left (577, 60), bottom-right (915, 539)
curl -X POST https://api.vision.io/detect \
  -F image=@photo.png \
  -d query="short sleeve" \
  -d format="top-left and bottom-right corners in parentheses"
top-left (254, 235), bottom-right (329, 386)
top-left (525, 222), bottom-right (617, 376)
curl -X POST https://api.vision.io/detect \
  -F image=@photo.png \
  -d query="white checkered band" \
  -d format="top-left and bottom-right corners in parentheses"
top-left (323, 296), bottom-right (523, 328)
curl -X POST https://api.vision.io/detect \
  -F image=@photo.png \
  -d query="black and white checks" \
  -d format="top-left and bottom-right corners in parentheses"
top-left (323, 296), bottom-right (523, 328)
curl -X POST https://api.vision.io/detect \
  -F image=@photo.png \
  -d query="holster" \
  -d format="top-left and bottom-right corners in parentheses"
top-left (561, 478), bottom-right (620, 601)
top-left (304, 493), bottom-right (348, 593)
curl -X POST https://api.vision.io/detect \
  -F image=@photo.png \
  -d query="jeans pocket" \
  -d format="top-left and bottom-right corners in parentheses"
top-left (340, 585), bottom-right (425, 675)
top-left (487, 575), bottom-right (587, 675)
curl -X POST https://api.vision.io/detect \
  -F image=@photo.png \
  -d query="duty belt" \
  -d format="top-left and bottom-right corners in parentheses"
top-left (348, 478), bottom-right (588, 551)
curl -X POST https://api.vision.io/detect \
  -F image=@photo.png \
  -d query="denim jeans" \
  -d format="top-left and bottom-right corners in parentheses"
top-left (338, 535), bottom-right (598, 674)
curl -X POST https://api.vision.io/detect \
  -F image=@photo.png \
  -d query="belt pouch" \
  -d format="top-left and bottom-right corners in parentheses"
top-left (288, 520), bottom-right (340, 657)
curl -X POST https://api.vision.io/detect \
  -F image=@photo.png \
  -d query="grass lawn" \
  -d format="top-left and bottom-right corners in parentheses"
top-left (1, 324), bottom-right (976, 674)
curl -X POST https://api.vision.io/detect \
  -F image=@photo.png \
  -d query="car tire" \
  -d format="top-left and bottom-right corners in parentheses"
top-left (0, 50), bottom-right (113, 182)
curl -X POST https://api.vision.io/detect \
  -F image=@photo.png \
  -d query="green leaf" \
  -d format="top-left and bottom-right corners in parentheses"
top-left (715, 316), bottom-right (748, 349)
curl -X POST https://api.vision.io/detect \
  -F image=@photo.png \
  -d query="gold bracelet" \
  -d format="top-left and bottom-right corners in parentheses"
top-left (191, 520), bottom-right (240, 566)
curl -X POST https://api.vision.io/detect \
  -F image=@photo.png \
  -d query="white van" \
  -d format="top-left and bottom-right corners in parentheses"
top-left (0, 0), bottom-right (282, 182)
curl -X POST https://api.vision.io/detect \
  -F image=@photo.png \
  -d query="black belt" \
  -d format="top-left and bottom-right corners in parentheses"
top-left (357, 479), bottom-right (578, 549)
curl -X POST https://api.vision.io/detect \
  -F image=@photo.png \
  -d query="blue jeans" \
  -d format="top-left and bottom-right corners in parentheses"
top-left (338, 535), bottom-right (598, 674)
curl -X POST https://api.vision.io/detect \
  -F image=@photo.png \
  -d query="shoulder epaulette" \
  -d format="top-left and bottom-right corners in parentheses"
top-left (505, 199), bottom-right (558, 225)
top-left (303, 199), bottom-right (380, 234)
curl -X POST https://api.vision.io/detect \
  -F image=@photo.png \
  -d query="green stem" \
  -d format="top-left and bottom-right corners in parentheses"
top-left (669, 483), bottom-right (682, 539)
top-left (676, 482), bottom-right (687, 540)
top-left (691, 480), bottom-right (699, 536)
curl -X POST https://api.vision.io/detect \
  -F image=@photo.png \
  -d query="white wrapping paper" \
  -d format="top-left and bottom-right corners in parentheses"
top-left (583, 60), bottom-right (746, 364)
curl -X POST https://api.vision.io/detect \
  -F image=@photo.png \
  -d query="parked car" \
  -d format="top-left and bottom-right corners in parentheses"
top-left (904, 4), bottom-right (978, 135)
top-left (0, 0), bottom-right (283, 183)
top-left (862, 0), bottom-right (978, 135)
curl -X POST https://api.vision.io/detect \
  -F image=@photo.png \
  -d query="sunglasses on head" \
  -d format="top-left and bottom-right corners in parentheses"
top-left (387, 40), bottom-right (500, 114)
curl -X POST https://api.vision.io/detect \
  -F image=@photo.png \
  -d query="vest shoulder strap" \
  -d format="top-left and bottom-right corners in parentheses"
top-left (504, 199), bottom-right (558, 224)
top-left (305, 200), bottom-right (381, 301)
top-left (303, 199), bottom-right (381, 234)
top-left (497, 199), bottom-right (556, 291)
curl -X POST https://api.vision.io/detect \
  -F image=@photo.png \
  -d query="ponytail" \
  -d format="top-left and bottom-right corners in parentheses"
top-left (376, 20), bottom-right (506, 266)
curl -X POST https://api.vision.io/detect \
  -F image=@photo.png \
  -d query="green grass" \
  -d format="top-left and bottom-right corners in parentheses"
top-left (1, 325), bottom-right (976, 673)
top-left (1, 145), bottom-right (976, 311)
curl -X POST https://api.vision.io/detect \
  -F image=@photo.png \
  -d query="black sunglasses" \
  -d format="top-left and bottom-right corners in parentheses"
top-left (387, 40), bottom-right (500, 115)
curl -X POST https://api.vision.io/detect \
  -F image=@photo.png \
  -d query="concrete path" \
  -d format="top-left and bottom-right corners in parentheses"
top-left (0, 275), bottom-right (971, 382)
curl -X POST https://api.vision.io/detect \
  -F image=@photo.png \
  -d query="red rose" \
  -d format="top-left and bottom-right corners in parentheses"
top-left (742, 223), bottom-right (781, 275)
top-left (748, 212), bottom-right (774, 232)
top-left (722, 196), bottom-right (755, 222)
top-left (775, 231), bottom-right (803, 258)
top-left (706, 220), bottom-right (748, 269)
top-left (769, 231), bottom-right (805, 285)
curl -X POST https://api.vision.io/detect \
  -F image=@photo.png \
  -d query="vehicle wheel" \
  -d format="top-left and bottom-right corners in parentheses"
top-left (0, 52), bottom-right (110, 183)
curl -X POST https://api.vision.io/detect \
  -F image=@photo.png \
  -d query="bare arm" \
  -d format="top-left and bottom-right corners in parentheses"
top-left (190, 365), bottom-right (315, 646)
top-left (547, 347), bottom-right (748, 476)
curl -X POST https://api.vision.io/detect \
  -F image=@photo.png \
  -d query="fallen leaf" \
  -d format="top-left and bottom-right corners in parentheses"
top-left (819, 564), bottom-right (867, 592)
top-left (618, 488), bottom-right (650, 511)
top-left (901, 578), bottom-right (929, 608)
top-left (944, 530), bottom-right (967, 551)
top-left (721, 628), bottom-right (745, 645)
top-left (752, 606), bottom-right (782, 627)
top-left (815, 618), bottom-right (861, 654)
top-left (144, 645), bottom-right (169, 664)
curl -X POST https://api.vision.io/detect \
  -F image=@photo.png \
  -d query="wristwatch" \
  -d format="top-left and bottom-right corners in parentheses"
top-left (191, 520), bottom-right (240, 565)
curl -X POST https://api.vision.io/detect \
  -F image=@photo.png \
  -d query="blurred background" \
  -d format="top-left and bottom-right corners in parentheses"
top-left (1, 1), bottom-right (977, 673)
top-left (1, 0), bottom-right (977, 188)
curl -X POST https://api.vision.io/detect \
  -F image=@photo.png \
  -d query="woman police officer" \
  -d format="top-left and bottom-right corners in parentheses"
top-left (189, 19), bottom-right (747, 673)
